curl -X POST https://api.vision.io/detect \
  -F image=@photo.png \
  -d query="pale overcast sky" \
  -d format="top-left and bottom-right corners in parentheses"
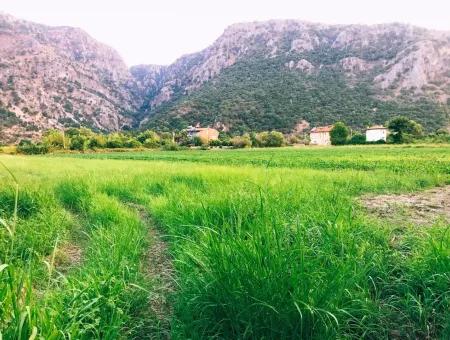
top-left (2, 0), bottom-right (449, 66)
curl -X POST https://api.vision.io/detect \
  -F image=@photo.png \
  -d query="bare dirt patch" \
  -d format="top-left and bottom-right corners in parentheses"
top-left (129, 203), bottom-right (175, 338)
top-left (362, 185), bottom-right (450, 226)
top-left (53, 243), bottom-right (82, 270)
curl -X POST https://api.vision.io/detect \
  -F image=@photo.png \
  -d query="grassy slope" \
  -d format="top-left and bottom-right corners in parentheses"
top-left (1, 145), bottom-right (449, 338)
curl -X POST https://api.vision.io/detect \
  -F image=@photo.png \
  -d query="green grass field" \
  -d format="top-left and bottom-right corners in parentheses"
top-left (1, 145), bottom-right (449, 339)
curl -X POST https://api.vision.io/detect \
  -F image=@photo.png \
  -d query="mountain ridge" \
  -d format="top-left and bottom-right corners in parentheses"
top-left (136, 20), bottom-right (449, 133)
top-left (0, 14), bottom-right (449, 142)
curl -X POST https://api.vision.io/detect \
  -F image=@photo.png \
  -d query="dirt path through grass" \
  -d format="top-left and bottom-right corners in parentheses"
top-left (129, 203), bottom-right (175, 338)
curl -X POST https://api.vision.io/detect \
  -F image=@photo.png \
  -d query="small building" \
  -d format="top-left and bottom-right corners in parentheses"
top-left (186, 126), bottom-right (219, 143)
top-left (366, 125), bottom-right (388, 142)
top-left (310, 126), bottom-right (333, 145)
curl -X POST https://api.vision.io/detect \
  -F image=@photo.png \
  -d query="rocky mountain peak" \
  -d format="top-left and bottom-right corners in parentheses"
top-left (0, 15), bottom-right (449, 142)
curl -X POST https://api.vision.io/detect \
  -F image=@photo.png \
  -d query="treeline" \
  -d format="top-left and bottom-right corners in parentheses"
top-left (12, 116), bottom-right (450, 155)
top-left (329, 116), bottom-right (450, 145)
top-left (14, 128), bottom-right (292, 154)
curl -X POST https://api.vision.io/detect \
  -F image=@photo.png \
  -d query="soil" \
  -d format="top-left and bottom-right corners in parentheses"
top-left (129, 203), bottom-right (175, 338)
top-left (53, 243), bottom-right (82, 271)
top-left (362, 185), bottom-right (450, 226)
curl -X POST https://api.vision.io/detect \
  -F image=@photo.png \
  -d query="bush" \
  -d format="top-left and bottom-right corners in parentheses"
top-left (106, 133), bottom-right (126, 148)
top-left (192, 136), bottom-right (204, 146)
top-left (209, 139), bottom-right (222, 147)
top-left (70, 135), bottom-right (88, 151)
top-left (88, 135), bottom-right (107, 149)
top-left (348, 133), bottom-right (366, 145)
top-left (16, 140), bottom-right (49, 155)
top-left (255, 131), bottom-right (285, 147)
top-left (123, 138), bottom-right (141, 148)
top-left (231, 134), bottom-right (252, 148)
top-left (330, 122), bottom-right (349, 145)
top-left (161, 141), bottom-right (180, 151)
top-left (138, 130), bottom-right (160, 147)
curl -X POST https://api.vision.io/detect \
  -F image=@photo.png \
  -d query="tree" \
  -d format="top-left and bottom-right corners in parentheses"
top-left (330, 122), bottom-right (349, 145)
top-left (137, 130), bottom-right (160, 146)
top-left (266, 131), bottom-right (285, 147)
top-left (106, 133), bottom-right (126, 148)
top-left (43, 129), bottom-right (66, 149)
top-left (88, 134), bottom-right (107, 149)
top-left (387, 116), bottom-right (423, 143)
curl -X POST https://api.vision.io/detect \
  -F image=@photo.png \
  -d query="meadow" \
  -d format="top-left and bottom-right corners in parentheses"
top-left (1, 145), bottom-right (449, 339)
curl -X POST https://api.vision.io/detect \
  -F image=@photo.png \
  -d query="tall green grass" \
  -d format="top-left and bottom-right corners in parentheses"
top-left (1, 164), bottom-right (152, 338)
top-left (1, 146), bottom-right (449, 338)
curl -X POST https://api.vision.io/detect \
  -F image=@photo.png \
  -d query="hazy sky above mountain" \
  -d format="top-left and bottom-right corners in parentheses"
top-left (2, 0), bottom-right (449, 66)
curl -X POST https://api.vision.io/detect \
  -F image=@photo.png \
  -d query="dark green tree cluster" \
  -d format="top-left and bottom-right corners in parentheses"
top-left (328, 116), bottom-right (425, 145)
top-left (387, 116), bottom-right (424, 143)
top-left (330, 122), bottom-right (350, 145)
top-left (142, 56), bottom-right (449, 134)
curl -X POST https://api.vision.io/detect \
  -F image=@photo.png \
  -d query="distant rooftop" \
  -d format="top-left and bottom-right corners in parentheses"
top-left (311, 126), bottom-right (333, 133)
top-left (366, 125), bottom-right (387, 130)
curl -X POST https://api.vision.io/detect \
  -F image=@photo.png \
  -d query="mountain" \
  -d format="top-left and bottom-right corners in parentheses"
top-left (0, 13), bottom-right (141, 142)
top-left (0, 15), bottom-right (449, 142)
top-left (139, 21), bottom-right (450, 133)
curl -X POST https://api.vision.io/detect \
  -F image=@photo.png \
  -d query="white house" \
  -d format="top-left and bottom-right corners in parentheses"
top-left (366, 125), bottom-right (388, 142)
top-left (310, 126), bottom-right (333, 145)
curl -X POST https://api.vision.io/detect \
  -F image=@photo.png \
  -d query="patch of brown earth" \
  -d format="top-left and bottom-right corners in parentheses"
top-left (362, 185), bottom-right (450, 226)
top-left (51, 243), bottom-right (82, 271)
top-left (129, 203), bottom-right (175, 338)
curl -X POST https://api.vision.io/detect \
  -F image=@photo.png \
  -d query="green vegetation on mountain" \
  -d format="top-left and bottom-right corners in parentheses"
top-left (144, 56), bottom-right (449, 133)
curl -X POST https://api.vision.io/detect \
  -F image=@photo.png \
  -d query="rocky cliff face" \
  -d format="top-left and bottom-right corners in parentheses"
top-left (1, 15), bottom-right (449, 142)
top-left (0, 13), bottom-right (140, 142)
top-left (139, 21), bottom-right (450, 132)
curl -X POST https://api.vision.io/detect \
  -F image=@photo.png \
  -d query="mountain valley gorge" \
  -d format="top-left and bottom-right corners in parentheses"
top-left (1, 13), bottom-right (449, 142)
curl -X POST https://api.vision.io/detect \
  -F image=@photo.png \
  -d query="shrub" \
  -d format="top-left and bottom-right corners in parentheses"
top-left (106, 133), bottom-right (126, 148)
top-left (255, 131), bottom-right (285, 147)
top-left (138, 130), bottom-right (160, 147)
top-left (70, 135), bottom-right (88, 151)
top-left (348, 133), bottom-right (366, 145)
top-left (209, 139), bottom-right (222, 147)
top-left (231, 134), bottom-right (252, 148)
top-left (16, 140), bottom-right (49, 155)
top-left (161, 141), bottom-right (180, 151)
top-left (88, 135), bottom-right (107, 149)
top-left (123, 138), bottom-right (141, 148)
top-left (330, 122), bottom-right (349, 145)
top-left (192, 136), bottom-right (204, 146)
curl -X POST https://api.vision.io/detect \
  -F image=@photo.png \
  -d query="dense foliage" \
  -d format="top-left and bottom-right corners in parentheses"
top-left (387, 116), bottom-right (424, 143)
top-left (142, 56), bottom-right (449, 133)
top-left (330, 122), bottom-right (349, 145)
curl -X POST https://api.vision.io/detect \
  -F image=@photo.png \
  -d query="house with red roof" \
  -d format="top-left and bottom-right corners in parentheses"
top-left (310, 126), bottom-right (333, 145)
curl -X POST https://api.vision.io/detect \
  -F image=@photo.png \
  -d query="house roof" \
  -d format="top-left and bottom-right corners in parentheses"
top-left (187, 127), bottom-right (219, 133)
top-left (310, 126), bottom-right (333, 133)
top-left (366, 125), bottom-right (387, 130)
